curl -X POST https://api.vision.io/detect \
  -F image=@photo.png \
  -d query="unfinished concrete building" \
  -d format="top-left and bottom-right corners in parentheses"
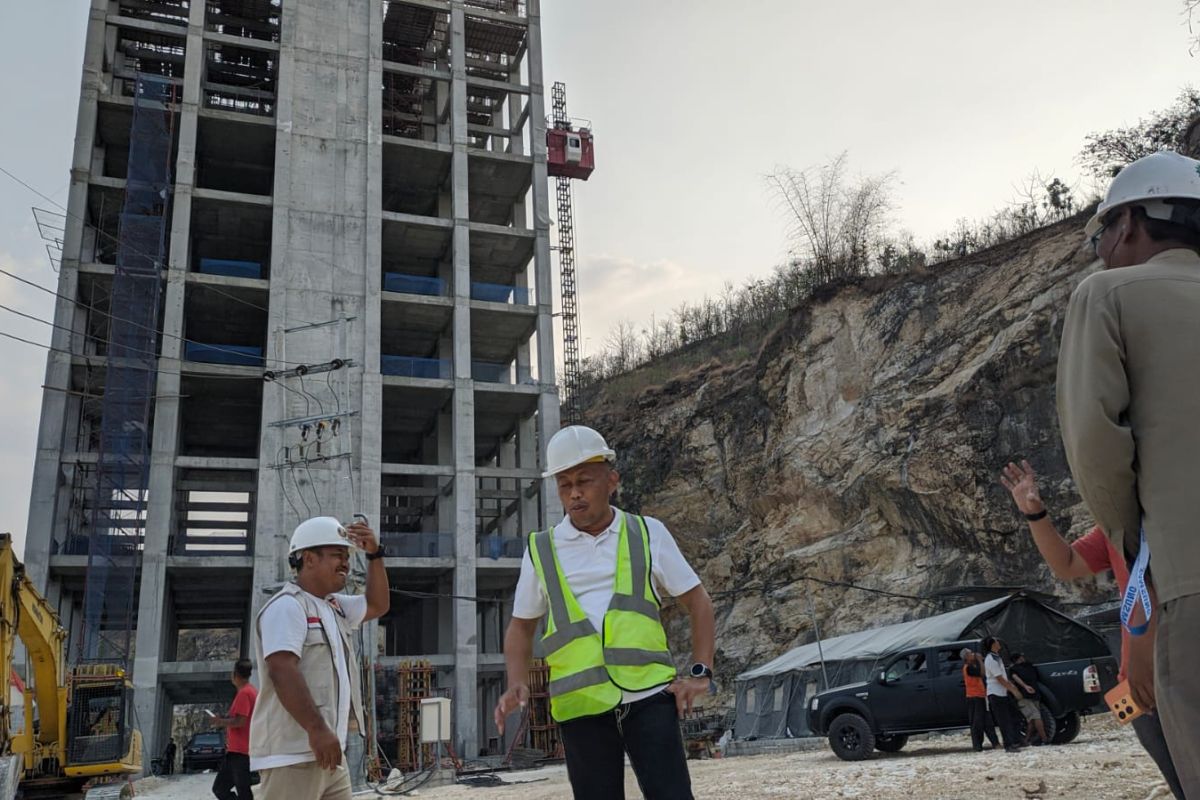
top-left (25, 0), bottom-right (561, 761)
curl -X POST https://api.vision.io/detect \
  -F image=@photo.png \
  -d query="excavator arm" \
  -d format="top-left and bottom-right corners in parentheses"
top-left (0, 532), bottom-right (68, 769)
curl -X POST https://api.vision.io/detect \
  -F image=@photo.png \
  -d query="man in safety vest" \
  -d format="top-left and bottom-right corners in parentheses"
top-left (1058, 150), bottom-right (1200, 796)
top-left (494, 426), bottom-right (715, 800)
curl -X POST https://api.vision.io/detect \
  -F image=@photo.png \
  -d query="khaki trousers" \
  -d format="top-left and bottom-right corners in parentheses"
top-left (259, 762), bottom-right (351, 800)
top-left (1156, 594), bottom-right (1200, 798)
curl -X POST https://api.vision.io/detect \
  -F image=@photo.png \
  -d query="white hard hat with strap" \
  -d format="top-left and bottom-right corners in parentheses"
top-left (1085, 150), bottom-right (1200, 237)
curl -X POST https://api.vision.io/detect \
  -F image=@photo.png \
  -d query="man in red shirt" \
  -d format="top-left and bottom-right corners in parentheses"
top-left (1001, 461), bottom-right (1184, 799)
top-left (212, 659), bottom-right (258, 800)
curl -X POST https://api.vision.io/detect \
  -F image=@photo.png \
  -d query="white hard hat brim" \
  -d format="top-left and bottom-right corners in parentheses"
top-left (288, 540), bottom-right (352, 555)
top-left (1085, 196), bottom-right (1182, 238)
top-left (540, 450), bottom-right (616, 479)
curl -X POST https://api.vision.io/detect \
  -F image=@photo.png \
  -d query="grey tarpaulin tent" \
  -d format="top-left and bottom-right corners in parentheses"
top-left (733, 593), bottom-right (1112, 739)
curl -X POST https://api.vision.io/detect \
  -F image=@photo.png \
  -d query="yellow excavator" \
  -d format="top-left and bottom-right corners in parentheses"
top-left (0, 533), bottom-right (141, 800)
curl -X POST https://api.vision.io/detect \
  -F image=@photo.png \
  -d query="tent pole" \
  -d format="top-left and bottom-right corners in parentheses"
top-left (804, 579), bottom-right (831, 690)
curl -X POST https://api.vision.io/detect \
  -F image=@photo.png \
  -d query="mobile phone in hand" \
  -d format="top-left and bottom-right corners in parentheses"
top-left (1105, 680), bottom-right (1145, 725)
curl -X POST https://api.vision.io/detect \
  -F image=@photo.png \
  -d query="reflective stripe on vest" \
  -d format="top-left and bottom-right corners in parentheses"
top-left (529, 511), bottom-right (676, 722)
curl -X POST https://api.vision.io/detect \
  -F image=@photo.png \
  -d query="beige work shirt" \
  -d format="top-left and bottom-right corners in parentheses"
top-left (1057, 247), bottom-right (1200, 604)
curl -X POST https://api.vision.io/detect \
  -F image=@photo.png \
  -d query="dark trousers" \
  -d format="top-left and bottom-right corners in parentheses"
top-left (988, 695), bottom-right (1021, 749)
top-left (1133, 710), bottom-right (1187, 799)
top-left (1158, 595), bottom-right (1200, 799)
top-left (558, 691), bottom-right (693, 800)
top-left (966, 697), bottom-right (999, 750)
top-left (213, 752), bottom-right (252, 800)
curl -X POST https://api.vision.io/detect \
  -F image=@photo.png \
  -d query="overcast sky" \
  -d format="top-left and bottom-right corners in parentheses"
top-left (0, 1), bottom-right (1197, 552)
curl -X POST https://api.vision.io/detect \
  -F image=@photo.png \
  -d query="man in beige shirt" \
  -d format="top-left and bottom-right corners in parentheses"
top-left (1058, 150), bottom-right (1200, 798)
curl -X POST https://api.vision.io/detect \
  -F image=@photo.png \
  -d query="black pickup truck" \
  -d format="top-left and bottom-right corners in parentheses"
top-left (806, 639), bottom-right (1118, 760)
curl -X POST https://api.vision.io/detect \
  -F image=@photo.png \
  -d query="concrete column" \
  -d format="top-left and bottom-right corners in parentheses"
top-left (353, 3), bottom-right (385, 786)
top-left (519, 415), bottom-right (539, 532)
top-left (132, 0), bottom-right (205, 756)
top-left (525, 0), bottom-right (561, 523)
top-left (448, 1), bottom-right (479, 758)
top-left (24, 0), bottom-right (108, 596)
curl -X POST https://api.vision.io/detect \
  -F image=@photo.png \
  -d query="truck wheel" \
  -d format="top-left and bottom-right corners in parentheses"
top-left (828, 713), bottom-right (875, 761)
top-left (875, 734), bottom-right (908, 753)
top-left (1018, 704), bottom-right (1057, 744)
top-left (1051, 711), bottom-right (1081, 744)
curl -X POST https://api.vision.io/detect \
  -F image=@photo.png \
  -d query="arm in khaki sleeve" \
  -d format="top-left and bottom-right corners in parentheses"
top-left (1056, 276), bottom-right (1141, 561)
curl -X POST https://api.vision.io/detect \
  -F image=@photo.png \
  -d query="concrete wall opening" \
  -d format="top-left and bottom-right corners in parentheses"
top-left (189, 197), bottom-right (272, 278)
top-left (173, 468), bottom-right (257, 556)
top-left (195, 115), bottom-right (276, 196)
top-left (178, 374), bottom-right (263, 458)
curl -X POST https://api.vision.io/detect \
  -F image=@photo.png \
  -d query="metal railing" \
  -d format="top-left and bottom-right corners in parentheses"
top-left (384, 273), bottom-right (447, 296)
top-left (381, 355), bottom-right (451, 379)
top-left (477, 535), bottom-right (524, 559)
top-left (379, 532), bottom-right (454, 558)
top-left (470, 281), bottom-right (531, 305)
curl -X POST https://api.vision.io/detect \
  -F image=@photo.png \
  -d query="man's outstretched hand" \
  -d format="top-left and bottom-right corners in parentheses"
top-left (1000, 460), bottom-right (1045, 516)
top-left (493, 682), bottom-right (530, 735)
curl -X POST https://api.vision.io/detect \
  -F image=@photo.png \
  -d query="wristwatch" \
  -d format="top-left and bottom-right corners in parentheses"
top-left (365, 544), bottom-right (388, 561)
top-left (688, 662), bottom-right (713, 680)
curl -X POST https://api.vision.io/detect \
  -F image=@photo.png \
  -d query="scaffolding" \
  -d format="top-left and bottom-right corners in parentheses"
top-left (205, 0), bottom-right (282, 43)
top-left (77, 74), bottom-right (174, 664)
top-left (381, 2), bottom-right (447, 140)
top-left (395, 660), bottom-right (437, 771)
top-left (525, 659), bottom-right (561, 758)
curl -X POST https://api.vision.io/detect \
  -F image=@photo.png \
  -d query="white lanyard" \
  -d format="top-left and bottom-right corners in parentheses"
top-left (1120, 527), bottom-right (1152, 636)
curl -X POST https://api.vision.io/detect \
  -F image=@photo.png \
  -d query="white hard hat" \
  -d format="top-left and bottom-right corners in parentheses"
top-left (289, 516), bottom-right (352, 554)
top-left (542, 425), bottom-right (616, 478)
top-left (1084, 150), bottom-right (1200, 236)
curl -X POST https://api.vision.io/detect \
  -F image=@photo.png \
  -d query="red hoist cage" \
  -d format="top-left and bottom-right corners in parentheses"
top-left (546, 126), bottom-right (595, 180)
top-left (546, 82), bottom-right (593, 424)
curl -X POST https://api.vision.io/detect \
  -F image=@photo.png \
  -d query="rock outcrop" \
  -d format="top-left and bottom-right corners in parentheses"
top-left (583, 214), bottom-right (1114, 681)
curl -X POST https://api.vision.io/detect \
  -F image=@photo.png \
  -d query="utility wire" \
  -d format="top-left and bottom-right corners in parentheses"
top-left (0, 262), bottom-right (313, 367)
top-left (0, 161), bottom-right (304, 325)
top-left (0, 318), bottom-right (274, 382)
top-left (708, 575), bottom-right (938, 606)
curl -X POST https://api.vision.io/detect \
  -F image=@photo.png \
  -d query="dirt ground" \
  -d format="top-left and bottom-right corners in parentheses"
top-left (131, 718), bottom-right (1171, 800)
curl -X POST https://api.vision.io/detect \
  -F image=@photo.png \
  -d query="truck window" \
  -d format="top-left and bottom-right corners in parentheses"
top-left (885, 652), bottom-right (927, 682)
top-left (937, 647), bottom-right (965, 676)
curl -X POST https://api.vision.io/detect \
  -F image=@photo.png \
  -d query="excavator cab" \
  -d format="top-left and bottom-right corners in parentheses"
top-left (63, 668), bottom-right (141, 779)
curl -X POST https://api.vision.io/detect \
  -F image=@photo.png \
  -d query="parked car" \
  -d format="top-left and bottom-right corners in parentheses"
top-left (182, 730), bottom-right (226, 773)
top-left (806, 638), bottom-right (1118, 761)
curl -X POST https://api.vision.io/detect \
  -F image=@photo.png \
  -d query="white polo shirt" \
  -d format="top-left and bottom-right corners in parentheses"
top-left (984, 652), bottom-right (1009, 698)
top-left (511, 507), bottom-right (702, 704)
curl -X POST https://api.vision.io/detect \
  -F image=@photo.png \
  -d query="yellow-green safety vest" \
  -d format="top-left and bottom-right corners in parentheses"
top-left (528, 510), bottom-right (676, 722)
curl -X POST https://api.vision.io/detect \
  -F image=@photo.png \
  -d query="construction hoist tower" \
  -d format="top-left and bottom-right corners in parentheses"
top-left (546, 82), bottom-right (595, 424)
top-left (80, 74), bottom-right (175, 665)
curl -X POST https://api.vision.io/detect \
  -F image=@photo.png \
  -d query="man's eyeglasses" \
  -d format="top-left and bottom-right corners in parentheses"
top-left (1089, 221), bottom-right (1109, 257)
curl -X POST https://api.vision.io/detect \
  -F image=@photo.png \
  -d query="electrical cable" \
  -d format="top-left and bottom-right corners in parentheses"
top-left (389, 587), bottom-right (511, 605)
top-left (708, 575), bottom-right (938, 606)
top-left (269, 374), bottom-right (311, 417)
top-left (0, 318), bottom-right (284, 386)
top-left (0, 162), bottom-right (314, 327)
top-left (0, 262), bottom-right (312, 367)
top-left (276, 446), bottom-right (304, 522)
top-left (301, 441), bottom-right (325, 516)
top-left (298, 370), bottom-right (326, 416)
top-left (290, 461), bottom-right (312, 518)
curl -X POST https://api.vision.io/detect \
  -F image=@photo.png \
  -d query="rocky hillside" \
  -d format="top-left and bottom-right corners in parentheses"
top-left (582, 213), bottom-right (1113, 680)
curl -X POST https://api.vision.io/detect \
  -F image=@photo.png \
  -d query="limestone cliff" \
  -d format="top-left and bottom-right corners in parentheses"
top-left (582, 214), bottom-right (1114, 681)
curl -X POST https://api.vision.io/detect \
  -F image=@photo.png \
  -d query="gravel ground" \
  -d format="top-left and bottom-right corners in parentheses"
top-left (131, 718), bottom-right (1171, 800)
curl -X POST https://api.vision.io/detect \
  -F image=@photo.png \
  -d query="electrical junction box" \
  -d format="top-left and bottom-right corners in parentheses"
top-left (420, 697), bottom-right (452, 743)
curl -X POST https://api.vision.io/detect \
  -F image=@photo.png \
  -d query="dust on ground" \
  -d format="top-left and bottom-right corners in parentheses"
top-left (131, 719), bottom-right (1170, 800)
